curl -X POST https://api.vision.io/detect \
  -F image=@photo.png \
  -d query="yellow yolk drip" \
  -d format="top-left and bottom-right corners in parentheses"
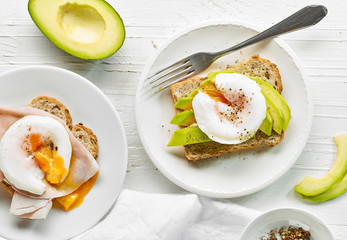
top-left (54, 172), bottom-right (99, 211)
top-left (34, 148), bottom-right (67, 184)
top-left (200, 80), bottom-right (232, 105)
top-left (29, 134), bottom-right (67, 185)
top-left (29, 133), bottom-right (98, 211)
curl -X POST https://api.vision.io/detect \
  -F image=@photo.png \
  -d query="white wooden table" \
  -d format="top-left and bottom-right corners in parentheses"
top-left (1, 0), bottom-right (347, 239)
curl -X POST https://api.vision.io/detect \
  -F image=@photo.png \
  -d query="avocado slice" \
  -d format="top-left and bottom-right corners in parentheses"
top-left (167, 125), bottom-right (211, 147)
top-left (259, 111), bottom-right (273, 136)
top-left (188, 88), bottom-right (200, 98)
top-left (251, 77), bottom-right (291, 131)
top-left (174, 97), bottom-right (193, 110)
top-left (295, 134), bottom-right (347, 196)
top-left (265, 96), bottom-right (284, 134)
top-left (170, 110), bottom-right (196, 126)
top-left (28, 0), bottom-right (125, 59)
top-left (301, 172), bottom-right (347, 202)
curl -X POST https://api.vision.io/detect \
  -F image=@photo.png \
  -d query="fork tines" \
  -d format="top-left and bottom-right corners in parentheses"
top-left (147, 58), bottom-right (195, 91)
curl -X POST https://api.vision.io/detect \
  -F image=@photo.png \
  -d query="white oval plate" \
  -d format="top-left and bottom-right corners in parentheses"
top-left (0, 66), bottom-right (128, 240)
top-left (240, 208), bottom-right (334, 240)
top-left (136, 20), bottom-right (312, 198)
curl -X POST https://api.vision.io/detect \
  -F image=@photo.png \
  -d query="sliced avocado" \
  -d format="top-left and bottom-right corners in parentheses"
top-left (28, 0), bottom-right (125, 59)
top-left (167, 125), bottom-right (211, 147)
top-left (188, 88), bottom-right (200, 98)
top-left (265, 96), bottom-right (284, 134)
top-left (251, 77), bottom-right (291, 131)
top-left (170, 110), bottom-right (196, 126)
top-left (174, 97), bottom-right (193, 110)
top-left (259, 111), bottom-right (273, 136)
top-left (301, 172), bottom-right (347, 202)
top-left (295, 134), bottom-right (347, 196)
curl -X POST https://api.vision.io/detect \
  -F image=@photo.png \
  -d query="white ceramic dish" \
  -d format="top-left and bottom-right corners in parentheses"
top-left (136, 20), bottom-right (312, 198)
top-left (0, 66), bottom-right (128, 240)
top-left (240, 208), bottom-right (335, 240)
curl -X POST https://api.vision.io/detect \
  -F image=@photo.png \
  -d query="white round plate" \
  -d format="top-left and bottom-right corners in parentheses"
top-left (240, 208), bottom-right (334, 240)
top-left (136, 20), bottom-right (312, 198)
top-left (0, 66), bottom-right (128, 240)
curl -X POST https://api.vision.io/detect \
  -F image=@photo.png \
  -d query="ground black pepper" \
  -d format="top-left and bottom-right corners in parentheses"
top-left (261, 226), bottom-right (312, 240)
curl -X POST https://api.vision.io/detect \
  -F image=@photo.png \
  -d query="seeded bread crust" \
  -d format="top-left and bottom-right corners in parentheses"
top-left (169, 55), bottom-right (284, 161)
top-left (72, 123), bottom-right (98, 159)
top-left (29, 96), bottom-right (73, 129)
top-left (0, 97), bottom-right (98, 195)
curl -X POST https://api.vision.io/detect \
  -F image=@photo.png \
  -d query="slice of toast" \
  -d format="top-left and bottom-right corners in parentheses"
top-left (72, 123), bottom-right (98, 159)
top-left (0, 96), bottom-right (98, 195)
top-left (29, 96), bottom-right (98, 159)
top-left (169, 55), bottom-right (284, 161)
top-left (29, 96), bottom-right (73, 129)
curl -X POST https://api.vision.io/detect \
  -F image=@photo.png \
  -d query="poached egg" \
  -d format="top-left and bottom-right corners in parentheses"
top-left (192, 73), bottom-right (266, 144)
top-left (0, 115), bottom-right (72, 195)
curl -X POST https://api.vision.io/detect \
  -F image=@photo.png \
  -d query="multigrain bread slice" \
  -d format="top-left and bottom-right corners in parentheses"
top-left (71, 123), bottom-right (98, 159)
top-left (227, 55), bottom-right (282, 93)
top-left (0, 96), bottom-right (98, 196)
top-left (29, 96), bottom-right (73, 129)
top-left (169, 55), bottom-right (284, 161)
top-left (29, 96), bottom-right (99, 159)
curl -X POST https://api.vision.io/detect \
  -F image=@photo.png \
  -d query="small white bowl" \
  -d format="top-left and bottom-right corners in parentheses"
top-left (240, 208), bottom-right (334, 240)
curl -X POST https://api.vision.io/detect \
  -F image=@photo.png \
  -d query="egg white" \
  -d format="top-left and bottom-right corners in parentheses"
top-left (192, 73), bottom-right (266, 144)
top-left (0, 115), bottom-right (72, 195)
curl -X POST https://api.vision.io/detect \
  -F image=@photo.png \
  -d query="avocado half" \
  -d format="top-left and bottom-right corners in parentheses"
top-left (28, 0), bottom-right (125, 59)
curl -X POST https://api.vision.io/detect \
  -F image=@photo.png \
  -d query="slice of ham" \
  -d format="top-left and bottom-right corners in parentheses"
top-left (0, 106), bottom-right (99, 218)
top-left (17, 201), bottom-right (52, 220)
top-left (10, 192), bottom-right (52, 219)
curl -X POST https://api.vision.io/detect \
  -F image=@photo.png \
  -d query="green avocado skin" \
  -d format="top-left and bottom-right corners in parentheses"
top-left (295, 134), bottom-right (347, 198)
top-left (28, 0), bottom-right (125, 60)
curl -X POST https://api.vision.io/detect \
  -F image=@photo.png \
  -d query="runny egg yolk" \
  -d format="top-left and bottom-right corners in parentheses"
top-left (29, 133), bottom-right (67, 185)
top-left (203, 89), bottom-right (233, 107)
top-left (29, 133), bottom-right (45, 151)
top-left (184, 81), bottom-right (231, 111)
top-left (54, 172), bottom-right (99, 211)
top-left (29, 133), bottom-right (98, 212)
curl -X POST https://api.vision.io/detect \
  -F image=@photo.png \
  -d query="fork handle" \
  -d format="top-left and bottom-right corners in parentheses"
top-left (215, 5), bottom-right (328, 58)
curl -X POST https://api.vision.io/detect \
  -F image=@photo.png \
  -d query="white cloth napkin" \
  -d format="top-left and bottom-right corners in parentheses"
top-left (75, 189), bottom-right (260, 240)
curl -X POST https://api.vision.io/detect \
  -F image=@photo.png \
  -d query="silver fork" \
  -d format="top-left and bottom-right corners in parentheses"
top-left (148, 5), bottom-right (327, 91)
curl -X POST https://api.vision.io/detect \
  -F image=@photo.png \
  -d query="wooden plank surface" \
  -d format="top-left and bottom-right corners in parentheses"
top-left (0, 0), bottom-right (346, 239)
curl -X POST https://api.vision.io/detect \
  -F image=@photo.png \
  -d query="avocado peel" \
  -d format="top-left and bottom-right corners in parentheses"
top-left (28, 0), bottom-right (125, 59)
